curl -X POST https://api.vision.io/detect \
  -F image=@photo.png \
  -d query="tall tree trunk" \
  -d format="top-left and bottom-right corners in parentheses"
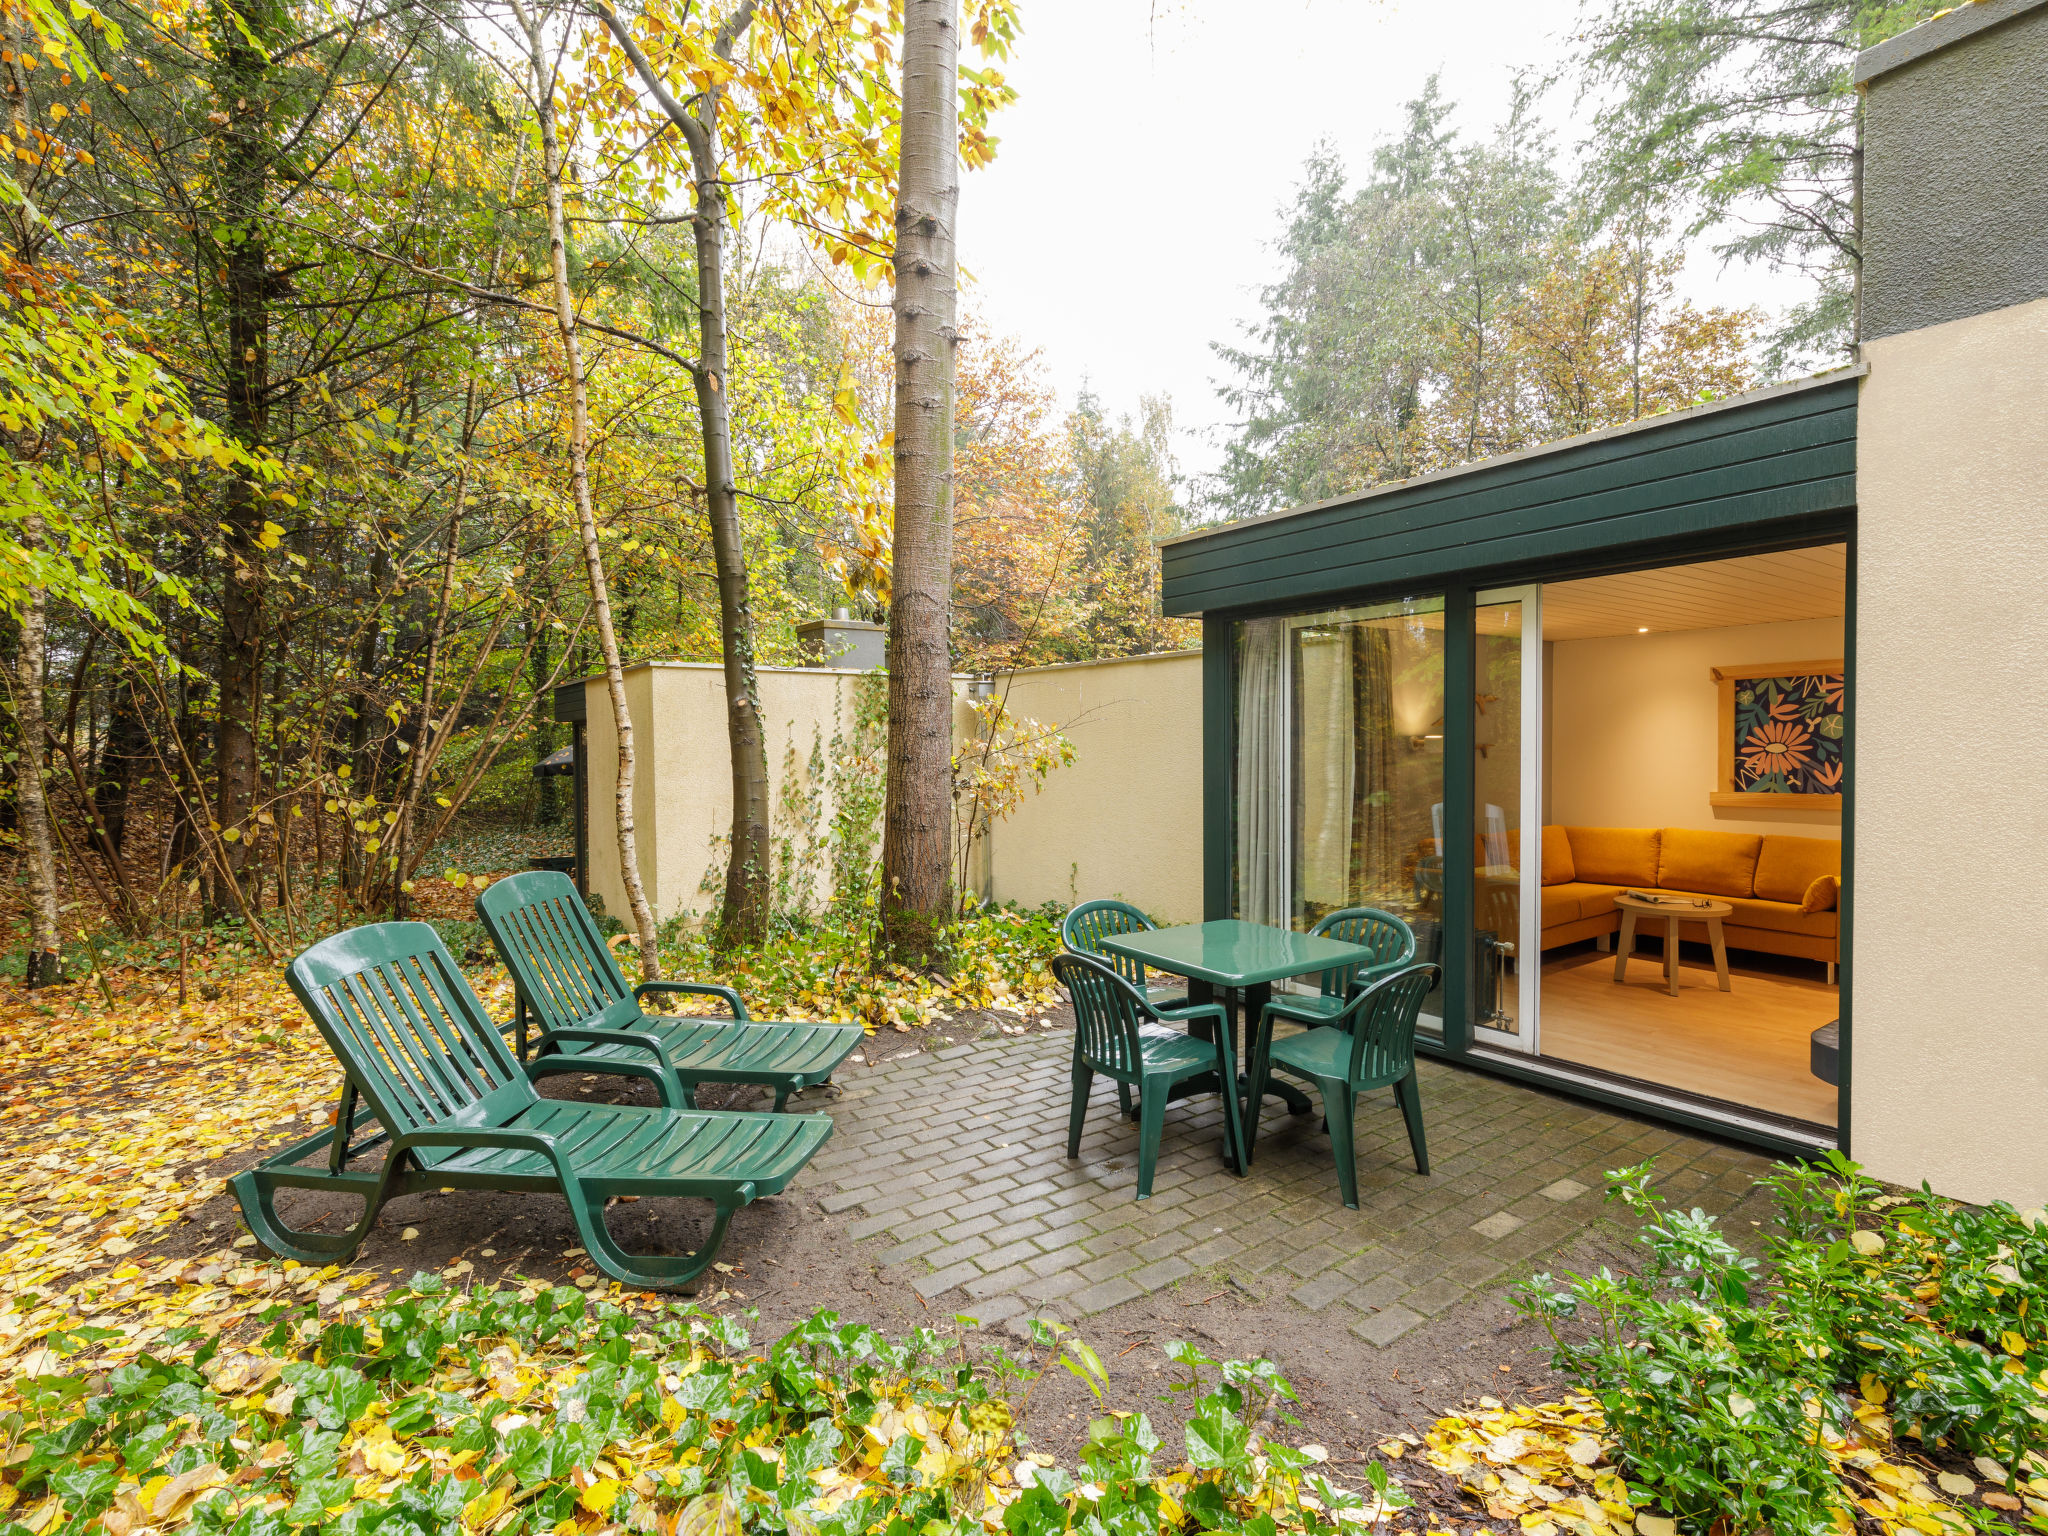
top-left (879, 0), bottom-right (961, 963)
top-left (95, 669), bottom-right (148, 855)
top-left (596, 4), bottom-right (772, 948)
top-left (12, 516), bottom-right (63, 985)
top-left (209, 2), bottom-right (277, 920)
top-left (515, 0), bottom-right (660, 980)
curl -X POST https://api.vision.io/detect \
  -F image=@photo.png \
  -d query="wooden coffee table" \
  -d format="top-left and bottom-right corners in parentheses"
top-left (1612, 891), bottom-right (1733, 996)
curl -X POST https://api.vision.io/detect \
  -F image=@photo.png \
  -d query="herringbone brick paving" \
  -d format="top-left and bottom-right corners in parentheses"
top-left (812, 1029), bottom-right (1772, 1344)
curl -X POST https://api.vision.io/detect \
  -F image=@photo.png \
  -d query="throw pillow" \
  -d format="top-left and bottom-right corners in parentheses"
top-left (1800, 874), bottom-right (1838, 914)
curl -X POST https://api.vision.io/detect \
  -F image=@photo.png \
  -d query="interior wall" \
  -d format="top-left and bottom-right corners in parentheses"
top-left (1548, 616), bottom-right (1845, 840)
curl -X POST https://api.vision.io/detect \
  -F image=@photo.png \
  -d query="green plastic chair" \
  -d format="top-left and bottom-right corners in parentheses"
top-left (231, 922), bottom-right (830, 1292)
top-left (476, 870), bottom-right (861, 1111)
top-left (1060, 899), bottom-right (1190, 1011)
top-left (1052, 951), bottom-right (1245, 1200)
top-left (1263, 907), bottom-right (1416, 1028)
top-left (1248, 961), bottom-right (1439, 1208)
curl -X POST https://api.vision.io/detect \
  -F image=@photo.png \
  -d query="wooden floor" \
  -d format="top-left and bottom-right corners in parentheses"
top-left (1495, 943), bottom-right (1840, 1126)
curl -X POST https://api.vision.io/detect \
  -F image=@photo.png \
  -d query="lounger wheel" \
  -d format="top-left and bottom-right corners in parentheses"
top-left (568, 1192), bottom-right (746, 1293)
top-left (231, 1168), bottom-right (383, 1266)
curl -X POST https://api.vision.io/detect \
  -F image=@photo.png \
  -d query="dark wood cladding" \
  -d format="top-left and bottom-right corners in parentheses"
top-left (1164, 376), bottom-right (1858, 616)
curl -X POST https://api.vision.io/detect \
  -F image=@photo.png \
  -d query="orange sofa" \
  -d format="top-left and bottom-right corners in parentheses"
top-left (1524, 825), bottom-right (1840, 967)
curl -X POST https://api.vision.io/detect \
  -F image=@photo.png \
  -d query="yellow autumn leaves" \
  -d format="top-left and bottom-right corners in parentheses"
top-left (1413, 1390), bottom-right (2048, 1536)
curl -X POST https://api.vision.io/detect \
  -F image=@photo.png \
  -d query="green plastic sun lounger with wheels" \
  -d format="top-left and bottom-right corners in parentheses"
top-left (476, 870), bottom-right (863, 1112)
top-left (230, 921), bottom-right (830, 1292)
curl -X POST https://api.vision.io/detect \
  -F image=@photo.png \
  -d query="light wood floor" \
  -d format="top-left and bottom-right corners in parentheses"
top-left (1496, 943), bottom-right (1840, 1126)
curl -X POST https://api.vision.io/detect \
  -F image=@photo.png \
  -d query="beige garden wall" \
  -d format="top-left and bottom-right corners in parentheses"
top-left (984, 651), bottom-right (1203, 924)
top-left (1855, 293), bottom-right (2048, 1208)
top-left (583, 662), bottom-right (882, 926)
top-left (1549, 617), bottom-right (1845, 842)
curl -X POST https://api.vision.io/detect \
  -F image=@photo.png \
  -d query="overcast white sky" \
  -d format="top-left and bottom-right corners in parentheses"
top-left (953, 0), bottom-right (1806, 489)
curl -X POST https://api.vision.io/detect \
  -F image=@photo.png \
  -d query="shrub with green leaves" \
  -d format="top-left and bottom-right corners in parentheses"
top-left (1516, 1154), bottom-right (2048, 1536)
top-left (658, 904), bottom-right (1063, 1030)
top-left (0, 1281), bottom-right (1388, 1536)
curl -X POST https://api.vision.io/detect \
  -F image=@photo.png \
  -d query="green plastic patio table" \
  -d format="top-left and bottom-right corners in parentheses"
top-left (1098, 918), bottom-right (1380, 1149)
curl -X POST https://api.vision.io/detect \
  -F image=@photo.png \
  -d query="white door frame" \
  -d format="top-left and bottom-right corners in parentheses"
top-left (1472, 585), bottom-right (1542, 1055)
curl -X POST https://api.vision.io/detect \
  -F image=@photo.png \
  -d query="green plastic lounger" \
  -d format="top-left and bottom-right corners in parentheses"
top-left (231, 921), bottom-right (830, 1292)
top-left (475, 870), bottom-right (863, 1111)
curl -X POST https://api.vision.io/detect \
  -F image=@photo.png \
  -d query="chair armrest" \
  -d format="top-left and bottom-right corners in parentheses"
top-left (1151, 1001), bottom-right (1227, 1028)
top-left (636, 980), bottom-right (749, 1021)
top-left (394, 1126), bottom-right (571, 1180)
top-left (537, 1026), bottom-right (678, 1076)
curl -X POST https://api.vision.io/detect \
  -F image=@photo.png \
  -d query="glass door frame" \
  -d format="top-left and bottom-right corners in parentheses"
top-left (1471, 585), bottom-right (1542, 1055)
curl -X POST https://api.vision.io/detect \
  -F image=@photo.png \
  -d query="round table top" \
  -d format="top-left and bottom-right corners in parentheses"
top-left (1613, 890), bottom-right (1733, 918)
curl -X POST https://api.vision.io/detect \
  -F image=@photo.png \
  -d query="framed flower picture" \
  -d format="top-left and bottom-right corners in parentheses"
top-left (1709, 659), bottom-right (1845, 810)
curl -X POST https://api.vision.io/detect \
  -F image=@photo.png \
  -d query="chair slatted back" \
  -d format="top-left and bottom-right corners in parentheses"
top-left (1310, 907), bottom-right (1416, 999)
top-left (475, 870), bottom-right (639, 1034)
top-left (1061, 899), bottom-right (1157, 989)
top-left (286, 923), bottom-right (536, 1159)
top-left (1051, 952), bottom-right (1153, 1077)
top-left (1337, 962), bottom-right (1441, 1084)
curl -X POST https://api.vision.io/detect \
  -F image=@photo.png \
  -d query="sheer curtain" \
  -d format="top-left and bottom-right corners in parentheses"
top-left (1301, 630), bottom-right (1355, 912)
top-left (1235, 618), bottom-right (1288, 927)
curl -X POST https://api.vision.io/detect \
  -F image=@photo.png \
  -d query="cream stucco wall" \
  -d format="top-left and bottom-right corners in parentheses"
top-left (583, 663), bottom-right (880, 926)
top-left (1855, 293), bottom-right (2048, 1208)
top-left (1549, 617), bottom-right (1845, 841)
top-left (985, 651), bottom-right (1203, 924)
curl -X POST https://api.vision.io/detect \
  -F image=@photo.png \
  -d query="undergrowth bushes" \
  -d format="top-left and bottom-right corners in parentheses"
top-left (657, 903), bottom-right (1063, 1031)
top-left (1517, 1155), bottom-right (2048, 1536)
top-left (0, 1281), bottom-right (1397, 1536)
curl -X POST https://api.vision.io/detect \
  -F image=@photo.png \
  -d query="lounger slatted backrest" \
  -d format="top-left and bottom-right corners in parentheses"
top-left (287, 922), bottom-right (538, 1156)
top-left (1051, 951), bottom-right (1152, 1077)
top-left (475, 871), bottom-right (641, 1037)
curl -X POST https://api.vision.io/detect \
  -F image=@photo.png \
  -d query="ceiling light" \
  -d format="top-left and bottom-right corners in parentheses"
top-left (1637, 626), bottom-right (1650, 633)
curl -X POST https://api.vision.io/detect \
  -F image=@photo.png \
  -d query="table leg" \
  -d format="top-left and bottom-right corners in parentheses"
top-left (1664, 916), bottom-right (1681, 996)
top-left (1242, 982), bottom-right (1311, 1131)
top-left (1708, 917), bottom-right (1731, 992)
top-left (1185, 979), bottom-right (1217, 1041)
top-left (1613, 911), bottom-right (1636, 983)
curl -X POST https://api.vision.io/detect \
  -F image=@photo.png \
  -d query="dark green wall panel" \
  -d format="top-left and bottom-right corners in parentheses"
top-left (1164, 377), bottom-right (1857, 616)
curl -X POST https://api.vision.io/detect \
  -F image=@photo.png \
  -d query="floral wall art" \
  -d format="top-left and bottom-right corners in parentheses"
top-left (1710, 660), bottom-right (1846, 807)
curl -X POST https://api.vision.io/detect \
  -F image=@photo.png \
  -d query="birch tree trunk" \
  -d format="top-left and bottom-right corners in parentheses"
top-left (12, 516), bottom-right (63, 986)
top-left (515, 0), bottom-right (661, 978)
top-left (879, 0), bottom-right (960, 964)
top-left (595, 3), bottom-right (772, 949)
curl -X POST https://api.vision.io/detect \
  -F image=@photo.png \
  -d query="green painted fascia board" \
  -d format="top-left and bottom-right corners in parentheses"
top-left (1165, 379), bottom-right (1857, 617)
top-left (1167, 390), bottom-right (1852, 583)
top-left (1174, 468), bottom-right (1856, 617)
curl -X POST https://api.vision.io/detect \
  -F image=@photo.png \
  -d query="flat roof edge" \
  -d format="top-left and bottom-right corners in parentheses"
top-left (995, 649), bottom-right (1199, 680)
top-left (1162, 364), bottom-right (1867, 552)
top-left (1854, 0), bottom-right (2048, 82)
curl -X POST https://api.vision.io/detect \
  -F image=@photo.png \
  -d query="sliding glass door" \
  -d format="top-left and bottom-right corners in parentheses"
top-left (1234, 597), bottom-right (1446, 1033)
top-left (1471, 587), bottom-right (1542, 1053)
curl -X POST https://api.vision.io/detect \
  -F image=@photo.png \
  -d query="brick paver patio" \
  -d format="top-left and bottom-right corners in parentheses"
top-left (808, 1030), bottom-right (1774, 1343)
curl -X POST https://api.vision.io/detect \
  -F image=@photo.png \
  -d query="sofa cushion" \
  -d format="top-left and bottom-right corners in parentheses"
top-left (1541, 825), bottom-right (1575, 886)
top-left (1754, 835), bottom-right (1842, 904)
top-left (1539, 882), bottom-right (1625, 927)
top-left (1657, 828), bottom-right (1762, 900)
top-left (1564, 826), bottom-right (1660, 886)
top-left (1801, 874), bottom-right (1839, 914)
top-left (1721, 897), bottom-right (1839, 940)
